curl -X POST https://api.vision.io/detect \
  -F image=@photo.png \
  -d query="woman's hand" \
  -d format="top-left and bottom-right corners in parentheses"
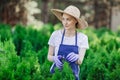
top-left (66, 52), bottom-right (79, 63)
top-left (53, 55), bottom-right (63, 68)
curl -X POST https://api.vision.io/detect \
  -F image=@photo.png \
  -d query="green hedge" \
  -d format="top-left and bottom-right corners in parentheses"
top-left (0, 23), bottom-right (120, 80)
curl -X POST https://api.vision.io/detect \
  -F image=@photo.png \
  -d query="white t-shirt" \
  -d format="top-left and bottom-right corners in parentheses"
top-left (48, 29), bottom-right (89, 56)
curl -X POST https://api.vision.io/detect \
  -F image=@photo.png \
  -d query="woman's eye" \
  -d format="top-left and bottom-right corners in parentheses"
top-left (67, 19), bottom-right (71, 21)
top-left (62, 18), bottom-right (65, 21)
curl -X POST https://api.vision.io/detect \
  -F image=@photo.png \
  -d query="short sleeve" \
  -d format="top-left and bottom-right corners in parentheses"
top-left (79, 34), bottom-right (89, 49)
top-left (48, 31), bottom-right (56, 46)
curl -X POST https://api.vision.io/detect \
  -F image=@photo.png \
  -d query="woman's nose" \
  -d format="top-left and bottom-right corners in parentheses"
top-left (64, 20), bottom-right (67, 25)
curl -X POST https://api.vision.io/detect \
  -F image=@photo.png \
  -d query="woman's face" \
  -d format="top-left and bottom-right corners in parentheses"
top-left (62, 13), bottom-right (77, 30)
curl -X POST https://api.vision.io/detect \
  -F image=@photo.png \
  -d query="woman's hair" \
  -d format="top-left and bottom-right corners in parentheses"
top-left (75, 22), bottom-right (78, 28)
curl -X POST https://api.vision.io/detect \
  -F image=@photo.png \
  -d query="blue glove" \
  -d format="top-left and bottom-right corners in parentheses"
top-left (53, 55), bottom-right (63, 68)
top-left (50, 55), bottom-right (63, 73)
top-left (66, 52), bottom-right (79, 63)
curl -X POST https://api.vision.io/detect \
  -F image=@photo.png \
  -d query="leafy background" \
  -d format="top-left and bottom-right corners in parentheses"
top-left (0, 23), bottom-right (120, 80)
top-left (0, 0), bottom-right (120, 80)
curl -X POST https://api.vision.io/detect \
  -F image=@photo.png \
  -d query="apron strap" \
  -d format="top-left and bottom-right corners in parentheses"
top-left (75, 31), bottom-right (77, 46)
top-left (61, 29), bottom-right (65, 44)
top-left (61, 29), bottom-right (77, 46)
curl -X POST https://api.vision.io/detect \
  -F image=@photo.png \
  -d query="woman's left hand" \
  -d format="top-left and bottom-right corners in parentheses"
top-left (66, 52), bottom-right (79, 62)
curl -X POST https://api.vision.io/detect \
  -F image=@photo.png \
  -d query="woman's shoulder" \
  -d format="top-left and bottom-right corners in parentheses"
top-left (77, 32), bottom-right (88, 39)
top-left (51, 29), bottom-right (63, 36)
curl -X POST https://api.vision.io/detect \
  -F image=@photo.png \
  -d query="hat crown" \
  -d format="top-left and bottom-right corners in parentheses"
top-left (51, 5), bottom-right (88, 29)
top-left (64, 5), bottom-right (80, 18)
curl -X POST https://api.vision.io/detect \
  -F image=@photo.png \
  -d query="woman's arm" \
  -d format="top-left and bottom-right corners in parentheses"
top-left (47, 45), bottom-right (55, 62)
top-left (76, 48), bottom-right (86, 65)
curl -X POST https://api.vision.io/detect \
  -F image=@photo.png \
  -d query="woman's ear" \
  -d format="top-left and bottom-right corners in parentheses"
top-left (74, 18), bottom-right (78, 24)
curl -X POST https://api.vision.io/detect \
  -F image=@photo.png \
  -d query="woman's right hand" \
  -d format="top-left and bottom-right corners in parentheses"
top-left (53, 55), bottom-right (63, 68)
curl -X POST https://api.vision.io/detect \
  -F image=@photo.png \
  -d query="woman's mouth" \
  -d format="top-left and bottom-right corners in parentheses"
top-left (64, 25), bottom-right (68, 27)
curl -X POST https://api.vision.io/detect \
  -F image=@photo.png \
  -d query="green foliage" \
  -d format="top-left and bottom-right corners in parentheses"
top-left (0, 40), bottom-right (20, 80)
top-left (37, 46), bottom-right (48, 64)
top-left (40, 60), bottom-right (52, 80)
top-left (0, 23), bottom-right (12, 41)
top-left (80, 27), bottom-right (120, 80)
top-left (51, 62), bottom-right (75, 80)
top-left (13, 24), bottom-right (27, 55)
top-left (0, 23), bottom-right (120, 80)
top-left (12, 24), bottom-right (53, 55)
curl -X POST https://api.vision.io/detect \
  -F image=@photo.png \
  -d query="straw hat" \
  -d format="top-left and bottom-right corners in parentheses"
top-left (51, 5), bottom-right (88, 29)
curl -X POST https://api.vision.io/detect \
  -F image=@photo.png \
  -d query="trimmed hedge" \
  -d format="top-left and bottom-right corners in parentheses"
top-left (0, 23), bottom-right (120, 80)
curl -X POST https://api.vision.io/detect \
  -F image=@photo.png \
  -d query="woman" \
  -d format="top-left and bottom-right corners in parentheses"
top-left (47, 5), bottom-right (89, 80)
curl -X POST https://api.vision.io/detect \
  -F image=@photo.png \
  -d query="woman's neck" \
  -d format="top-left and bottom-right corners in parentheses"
top-left (64, 29), bottom-right (76, 37)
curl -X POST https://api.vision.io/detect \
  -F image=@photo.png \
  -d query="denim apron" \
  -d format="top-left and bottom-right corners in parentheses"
top-left (50, 30), bottom-right (80, 80)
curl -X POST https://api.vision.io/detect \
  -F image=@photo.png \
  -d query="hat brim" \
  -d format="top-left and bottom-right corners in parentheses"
top-left (51, 9), bottom-right (88, 29)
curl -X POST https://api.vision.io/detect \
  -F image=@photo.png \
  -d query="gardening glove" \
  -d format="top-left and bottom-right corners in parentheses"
top-left (66, 52), bottom-right (79, 63)
top-left (53, 55), bottom-right (63, 69)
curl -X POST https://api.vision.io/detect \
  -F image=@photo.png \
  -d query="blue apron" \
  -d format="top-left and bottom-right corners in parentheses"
top-left (50, 30), bottom-right (80, 80)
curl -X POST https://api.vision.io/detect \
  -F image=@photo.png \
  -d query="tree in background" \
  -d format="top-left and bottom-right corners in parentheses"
top-left (0, 0), bottom-right (28, 26)
top-left (0, 0), bottom-right (120, 29)
top-left (93, 0), bottom-right (120, 29)
top-left (39, 0), bottom-right (120, 29)
top-left (0, 0), bottom-right (42, 27)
